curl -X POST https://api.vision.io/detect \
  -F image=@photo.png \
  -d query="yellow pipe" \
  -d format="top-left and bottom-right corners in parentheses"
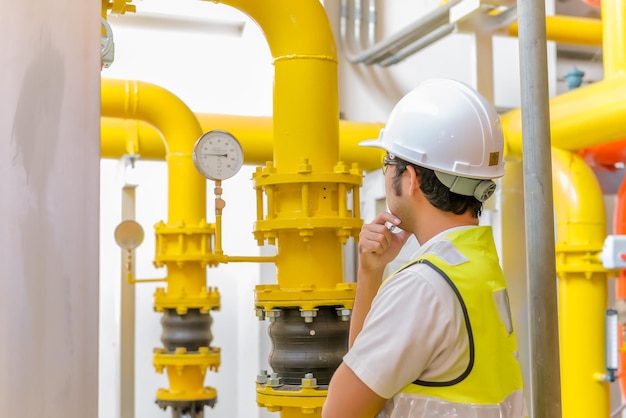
top-left (101, 78), bottom-right (216, 404)
top-left (101, 115), bottom-right (385, 171)
top-left (101, 79), bottom-right (207, 294)
top-left (551, 148), bottom-right (609, 418)
top-left (101, 117), bottom-right (166, 159)
top-left (501, 76), bottom-right (626, 156)
top-left (215, 2), bottom-right (349, 417)
top-left (219, 0), bottom-right (339, 173)
top-left (218, 0), bottom-right (348, 291)
top-left (603, 0), bottom-right (626, 79)
top-left (508, 15), bottom-right (602, 47)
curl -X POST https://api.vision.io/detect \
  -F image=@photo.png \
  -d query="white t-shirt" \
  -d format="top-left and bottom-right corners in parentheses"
top-left (344, 228), bottom-right (472, 399)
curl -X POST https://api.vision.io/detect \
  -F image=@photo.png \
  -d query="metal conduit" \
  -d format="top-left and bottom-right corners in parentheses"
top-left (339, 0), bottom-right (461, 64)
top-left (340, 0), bottom-right (602, 68)
top-left (517, 0), bottom-right (562, 416)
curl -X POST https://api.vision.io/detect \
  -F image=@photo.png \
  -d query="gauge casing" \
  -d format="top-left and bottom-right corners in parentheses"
top-left (192, 130), bottom-right (244, 180)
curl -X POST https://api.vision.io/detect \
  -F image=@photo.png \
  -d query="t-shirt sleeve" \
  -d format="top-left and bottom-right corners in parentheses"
top-left (343, 265), bottom-right (463, 399)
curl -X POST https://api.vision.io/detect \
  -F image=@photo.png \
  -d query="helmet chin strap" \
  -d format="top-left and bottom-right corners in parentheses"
top-left (434, 171), bottom-right (496, 202)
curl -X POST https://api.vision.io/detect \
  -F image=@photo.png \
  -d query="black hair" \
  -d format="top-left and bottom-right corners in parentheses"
top-left (392, 159), bottom-right (483, 218)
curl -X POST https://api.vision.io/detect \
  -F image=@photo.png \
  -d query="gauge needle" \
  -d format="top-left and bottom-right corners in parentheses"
top-left (201, 153), bottom-right (228, 157)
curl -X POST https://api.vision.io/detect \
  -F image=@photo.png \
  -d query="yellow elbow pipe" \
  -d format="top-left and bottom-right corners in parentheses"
top-left (101, 78), bottom-right (205, 249)
top-left (219, 0), bottom-right (339, 173)
top-left (101, 115), bottom-right (385, 170)
top-left (501, 77), bottom-right (626, 156)
top-left (551, 148), bottom-right (609, 418)
top-left (101, 78), bottom-right (217, 406)
top-left (508, 15), bottom-right (602, 47)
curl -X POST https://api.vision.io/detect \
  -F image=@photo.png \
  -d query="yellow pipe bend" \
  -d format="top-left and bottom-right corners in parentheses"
top-left (101, 78), bottom-right (206, 242)
top-left (101, 116), bottom-right (385, 171)
top-left (501, 77), bottom-right (626, 156)
top-left (101, 78), bottom-right (215, 403)
top-left (219, 0), bottom-right (339, 172)
top-left (551, 148), bottom-right (609, 418)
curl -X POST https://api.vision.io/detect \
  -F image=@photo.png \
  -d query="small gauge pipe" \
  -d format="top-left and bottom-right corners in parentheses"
top-left (606, 309), bottom-right (619, 382)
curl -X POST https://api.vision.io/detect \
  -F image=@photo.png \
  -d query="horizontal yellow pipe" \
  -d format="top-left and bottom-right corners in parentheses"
top-left (501, 77), bottom-right (626, 156)
top-left (101, 116), bottom-right (385, 171)
top-left (508, 15), bottom-right (602, 47)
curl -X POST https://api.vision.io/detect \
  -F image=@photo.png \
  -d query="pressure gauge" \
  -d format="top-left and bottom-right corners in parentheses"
top-left (192, 130), bottom-right (244, 180)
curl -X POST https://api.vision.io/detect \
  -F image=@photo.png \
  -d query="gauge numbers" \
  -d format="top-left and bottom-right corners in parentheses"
top-left (192, 130), bottom-right (244, 180)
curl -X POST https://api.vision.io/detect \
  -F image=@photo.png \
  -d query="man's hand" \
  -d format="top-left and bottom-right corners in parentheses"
top-left (358, 212), bottom-right (411, 274)
top-left (349, 212), bottom-right (411, 348)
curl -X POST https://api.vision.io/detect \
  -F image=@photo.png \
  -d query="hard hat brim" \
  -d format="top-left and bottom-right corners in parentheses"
top-left (358, 137), bottom-right (388, 151)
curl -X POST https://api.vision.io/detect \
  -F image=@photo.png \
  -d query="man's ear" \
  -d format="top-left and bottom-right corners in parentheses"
top-left (406, 165), bottom-right (420, 196)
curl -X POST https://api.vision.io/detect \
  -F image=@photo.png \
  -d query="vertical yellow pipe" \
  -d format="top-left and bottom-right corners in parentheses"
top-left (217, 0), bottom-right (340, 282)
top-left (602, 0), bottom-right (626, 79)
top-left (552, 148), bottom-right (609, 418)
top-left (549, 1), bottom-right (626, 416)
top-left (220, 0), bottom-right (342, 294)
top-left (218, 1), bottom-right (338, 171)
top-left (216, 2), bottom-right (346, 416)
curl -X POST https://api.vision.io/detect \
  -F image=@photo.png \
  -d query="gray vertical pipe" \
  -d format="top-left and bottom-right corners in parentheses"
top-left (517, 0), bottom-right (563, 417)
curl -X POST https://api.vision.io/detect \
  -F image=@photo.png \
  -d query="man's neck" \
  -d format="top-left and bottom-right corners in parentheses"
top-left (413, 208), bottom-right (478, 245)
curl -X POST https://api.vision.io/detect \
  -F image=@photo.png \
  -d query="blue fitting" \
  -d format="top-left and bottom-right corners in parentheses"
top-left (564, 66), bottom-right (585, 90)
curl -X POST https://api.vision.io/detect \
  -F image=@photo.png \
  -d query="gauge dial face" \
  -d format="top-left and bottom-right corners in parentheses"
top-left (192, 130), bottom-right (244, 180)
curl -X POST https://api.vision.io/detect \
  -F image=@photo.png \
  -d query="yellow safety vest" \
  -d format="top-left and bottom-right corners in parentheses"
top-left (389, 226), bottom-right (525, 416)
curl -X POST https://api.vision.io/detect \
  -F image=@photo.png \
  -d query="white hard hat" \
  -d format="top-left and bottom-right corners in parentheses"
top-left (360, 78), bottom-right (505, 181)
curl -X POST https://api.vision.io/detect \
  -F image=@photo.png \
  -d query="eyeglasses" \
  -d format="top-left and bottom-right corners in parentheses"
top-left (382, 154), bottom-right (400, 174)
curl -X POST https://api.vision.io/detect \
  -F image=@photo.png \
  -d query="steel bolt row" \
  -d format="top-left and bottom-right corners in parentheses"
top-left (255, 307), bottom-right (351, 322)
top-left (256, 370), bottom-right (319, 387)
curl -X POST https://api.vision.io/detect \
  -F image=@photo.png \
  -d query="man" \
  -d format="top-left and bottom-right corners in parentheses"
top-left (322, 78), bottom-right (527, 418)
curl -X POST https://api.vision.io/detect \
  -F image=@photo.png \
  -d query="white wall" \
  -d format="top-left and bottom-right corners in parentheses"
top-left (0, 0), bottom-right (101, 417)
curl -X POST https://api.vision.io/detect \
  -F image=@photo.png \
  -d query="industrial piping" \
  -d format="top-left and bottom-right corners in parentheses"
top-left (212, 1), bottom-right (363, 417)
top-left (500, 77), bottom-right (626, 156)
top-left (101, 78), bottom-right (221, 415)
top-left (552, 148), bottom-right (609, 418)
top-left (97, 0), bottom-right (623, 414)
top-left (100, 115), bottom-right (385, 170)
top-left (502, 0), bottom-right (626, 414)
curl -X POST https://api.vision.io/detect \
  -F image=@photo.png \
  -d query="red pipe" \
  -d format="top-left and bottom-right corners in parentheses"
top-left (580, 139), bottom-right (626, 169)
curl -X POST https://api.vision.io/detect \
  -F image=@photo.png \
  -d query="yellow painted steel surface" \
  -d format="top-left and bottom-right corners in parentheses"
top-left (153, 347), bottom-right (221, 400)
top-left (552, 149), bottom-right (609, 418)
top-left (602, 0), bottom-right (626, 79)
top-left (214, 2), bottom-right (353, 417)
top-left (102, 79), bottom-right (219, 405)
top-left (256, 384), bottom-right (327, 414)
top-left (101, 116), bottom-right (385, 171)
top-left (254, 283), bottom-right (356, 311)
top-left (501, 77), bottom-right (626, 156)
top-left (509, 16), bottom-right (602, 47)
